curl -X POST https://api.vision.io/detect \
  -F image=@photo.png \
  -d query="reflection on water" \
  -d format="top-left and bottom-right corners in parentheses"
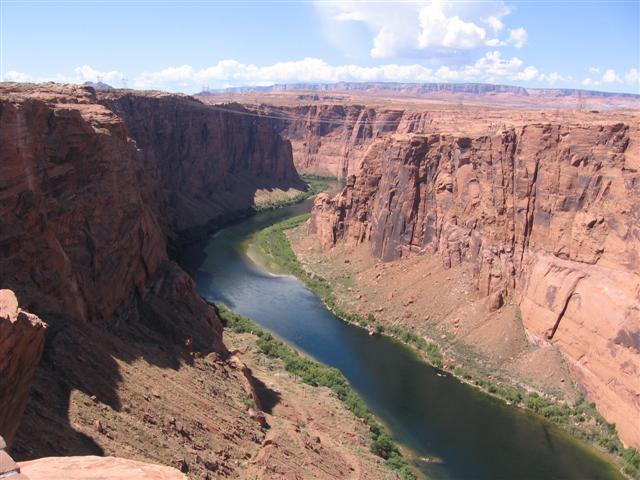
top-left (180, 199), bottom-right (622, 480)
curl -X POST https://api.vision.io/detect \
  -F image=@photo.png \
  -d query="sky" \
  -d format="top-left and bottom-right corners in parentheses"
top-left (1, 0), bottom-right (639, 94)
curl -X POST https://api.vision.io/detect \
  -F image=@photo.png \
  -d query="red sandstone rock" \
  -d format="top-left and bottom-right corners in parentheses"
top-left (19, 456), bottom-right (187, 480)
top-left (0, 83), bottom-right (299, 446)
top-left (256, 104), bottom-right (431, 177)
top-left (0, 291), bottom-right (46, 447)
top-left (98, 93), bottom-right (301, 233)
top-left (310, 120), bottom-right (640, 447)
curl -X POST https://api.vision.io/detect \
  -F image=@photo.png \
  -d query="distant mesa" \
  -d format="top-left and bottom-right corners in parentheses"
top-left (83, 81), bottom-right (113, 91)
top-left (200, 81), bottom-right (640, 99)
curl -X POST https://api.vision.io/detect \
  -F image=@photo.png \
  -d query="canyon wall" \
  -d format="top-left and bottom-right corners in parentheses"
top-left (309, 120), bottom-right (640, 447)
top-left (99, 93), bottom-right (301, 233)
top-left (256, 104), bottom-right (432, 178)
top-left (0, 83), bottom-right (299, 448)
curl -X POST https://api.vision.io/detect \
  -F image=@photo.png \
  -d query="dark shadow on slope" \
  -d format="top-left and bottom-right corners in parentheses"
top-left (251, 375), bottom-right (282, 415)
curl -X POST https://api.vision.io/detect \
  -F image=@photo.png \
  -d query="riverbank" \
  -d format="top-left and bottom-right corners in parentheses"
top-left (253, 214), bottom-right (639, 479)
top-left (217, 305), bottom-right (417, 480)
top-left (253, 174), bottom-right (333, 212)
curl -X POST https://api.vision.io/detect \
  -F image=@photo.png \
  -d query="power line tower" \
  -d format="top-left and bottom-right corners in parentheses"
top-left (121, 76), bottom-right (128, 88)
top-left (577, 90), bottom-right (585, 111)
top-left (97, 74), bottom-right (104, 84)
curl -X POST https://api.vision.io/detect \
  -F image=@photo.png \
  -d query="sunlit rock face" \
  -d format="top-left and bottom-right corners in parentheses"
top-left (19, 455), bottom-right (187, 480)
top-left (310, 119), bottom-right (640, 448)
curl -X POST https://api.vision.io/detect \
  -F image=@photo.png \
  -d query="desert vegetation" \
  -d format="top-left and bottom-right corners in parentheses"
top-left (253, 214), bottom-right (640, 479)
top-left (217, 305), bottom-right (416, 479)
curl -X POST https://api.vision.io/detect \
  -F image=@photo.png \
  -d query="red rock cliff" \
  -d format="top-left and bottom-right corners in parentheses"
top-left (246, 104), bottom-right (431, 178)
top-left (0, 83), bottom-right (299, 445)
top-left (0, 290), bottom-right (46, 447)
top-left (99, 93), bottom-right (301, 233)
top-left (310, 119), bottom-right (640, 447)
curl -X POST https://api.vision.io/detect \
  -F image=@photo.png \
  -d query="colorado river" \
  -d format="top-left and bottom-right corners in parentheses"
top-left (179, 198), bottom-right (622, 480)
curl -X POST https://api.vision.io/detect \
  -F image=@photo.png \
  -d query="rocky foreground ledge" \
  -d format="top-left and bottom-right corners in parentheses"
top-left (1, 436), bottom-right (186, 480)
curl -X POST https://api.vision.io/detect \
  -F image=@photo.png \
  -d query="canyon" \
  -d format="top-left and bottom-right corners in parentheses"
top-left (204, 86), bottom-right (639, 450)
top-left (1, 80), bottom-right (638, 479)
top-left (274, 96), bottom-right (640, 449)
top-left (0, 83), bottom-right (386, 479)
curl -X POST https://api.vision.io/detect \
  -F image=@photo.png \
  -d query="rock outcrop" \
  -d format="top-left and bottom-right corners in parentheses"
top-left (0, 292), bottom-right (46, 448)
top-left (0, 435), bottom-right (24, 479)
top-left (0, 83), bottom-right (299, 450)
top-left (309, 119), bottom-right (640, 447)
top-left (19, 456), bottom-right (187, 480)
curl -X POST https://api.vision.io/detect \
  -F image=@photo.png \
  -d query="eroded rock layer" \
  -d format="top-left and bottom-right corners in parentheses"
top-left (199, 88), bottom-right (640, 178)
top-left (99, 92), bottom-right (301, 233)
top-left (309, 119), bottom-right (640, 447)
top-left (0, 83), bottom-right (299, 450)
top-left (258, 104), bottom-right (429, 177)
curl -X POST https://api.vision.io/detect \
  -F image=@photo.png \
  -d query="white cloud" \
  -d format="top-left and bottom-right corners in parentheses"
top-left (3, 56), bottom-right (571, 93)
top-left (582, 68), bottom-right (638, 87)
top-left (625, 68), bottom-right (640, 84)
top-left (484, 15), bottom-right (505, 33)
top-left (508, 28), bottom-right (528, 48)
top-left (3, 65), bottom-right (125, 86)
top-left (137, 65), bottom-right (195, 89)
top-left (73, 65), bottom-right (124, 84)
top-left (602, 69), bottom-right (621, 83)
top-left (129, 54), bottom-right (572, 92)
top-left (4, 70), bottom-right (33, 82)
top-left (315, 1), bottom-right (524, 59)
top-left (417, 5), bottom-right (487, 50)
top-left (13, 58), bottom-right (638, 94)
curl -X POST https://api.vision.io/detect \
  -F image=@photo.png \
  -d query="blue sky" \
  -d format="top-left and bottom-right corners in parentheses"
top-left (2, 0), bottom-right (639, 93)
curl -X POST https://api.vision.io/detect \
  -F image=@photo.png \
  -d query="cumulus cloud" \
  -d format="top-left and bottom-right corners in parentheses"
top-left (484, 15), bottom-right (505, 33)
top-left (18, 57), bottom-right (639, 94)
top-left (129, 54), bottom-right (571, 91)
top-left (315, 0), bottom-right (525, 59)
top-left (625, 68), bottom-right (640, 84)
top-left (507, 28), bottom-right (528, 48)
top-left (582, 68), bottom-right (639, 87)
top-left (2, 65), bottom-right (125, 85)
top-left (4, 70), bottom-right (33, 82)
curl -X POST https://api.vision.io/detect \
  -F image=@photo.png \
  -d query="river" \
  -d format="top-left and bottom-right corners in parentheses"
top-left (179, 198), bottom-right (622, 480)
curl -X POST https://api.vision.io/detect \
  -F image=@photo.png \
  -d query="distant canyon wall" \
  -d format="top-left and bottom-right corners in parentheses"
top-left (100, 93), bottom-right (300, 233)
top-left (309, 121), bottom-right (640, 447)
top-left (257, 104), bottom-right (432, 178)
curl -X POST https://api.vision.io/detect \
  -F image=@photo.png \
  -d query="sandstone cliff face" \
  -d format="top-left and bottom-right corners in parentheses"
top-left (0, 291), bottom-right (46, 448)
top-left (0, 84), bottom-right (167, 326)
top-left (257, 104), bottom-right (431, 178)
top-left (310, 120), bottom-right (640, 447)
top-left (0, 83), bottom-right (299, 448)
top-left (100, 93), bottom-right (301, 233)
